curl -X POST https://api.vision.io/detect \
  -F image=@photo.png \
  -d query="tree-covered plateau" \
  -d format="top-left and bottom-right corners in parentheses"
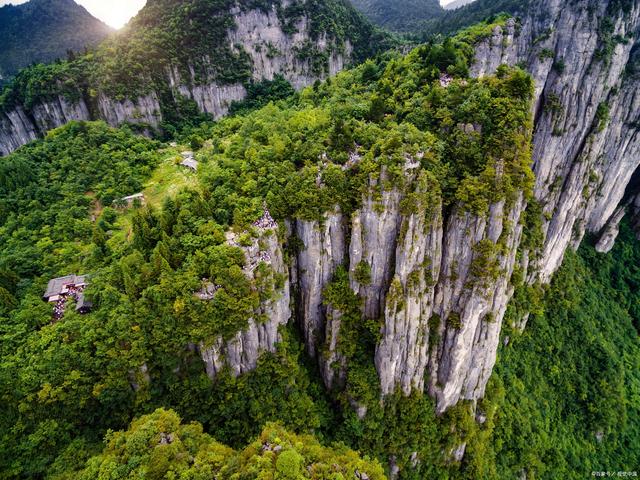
top-left (0, 13), bottom-right (638, 480)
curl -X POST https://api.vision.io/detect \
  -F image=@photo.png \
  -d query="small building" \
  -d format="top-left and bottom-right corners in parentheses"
top-left (44, 274), bottom-right (92, 319)
top-left (43, 275), bottom-right (88, 302)
top-left (75, 292), bottom-right (93, 314)
top-left (118, 193), bottom-right (146, 208)
top-left (180, 158), bottom-right (199, 171)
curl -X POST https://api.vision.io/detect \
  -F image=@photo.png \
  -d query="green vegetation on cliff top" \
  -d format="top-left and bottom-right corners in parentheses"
top-left (0, 0), bottom-right (390, 135)
top-left (0, 19), bottom-right (537, 478)
top-left (2, 10), bottom-right (637, 480)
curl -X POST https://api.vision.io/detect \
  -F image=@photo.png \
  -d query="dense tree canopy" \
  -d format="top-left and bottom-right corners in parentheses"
top-left (0, 0), bottom-right (390, 137)
top-left (58, 408), bottom-right (386, 480)
top-left (0, 12), bottom-right (638, 480)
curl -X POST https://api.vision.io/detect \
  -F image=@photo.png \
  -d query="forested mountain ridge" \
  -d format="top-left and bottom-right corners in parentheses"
top-left (0, 0), bottom-right (113, 85)
top-left (348, 0), bottom-right (443, 32)
top-left (443, 0), bottom-right (477, 10)
top-left (0, 18), bottom-right (535, 477)
top-left (0, 0), bottom-right (390, 156)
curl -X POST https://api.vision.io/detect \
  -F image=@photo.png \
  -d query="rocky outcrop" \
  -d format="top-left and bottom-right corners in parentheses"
top-left (349, 175), bottom-right (403, 321)
top-left (428, 197), bottom-right (525, 410)
top-left (373, 0), bottom-right (640, 410)
top-left (0, 92), bottom-right (163, 156)
top-left (0, 98), bottom-right (90, 156)
top-left (203, 1), bottom-right (640, 412)
top-left (199, 223), bottom-right (291, 379)
top-left (229, 6), bottom-right (352, 90)
top-left (289, 0), bottom-right (640, 415)
top-left (0, 2), bottom-right (358, 155)
top-left (471, 2), bottom-right (640, 282)
top-left (97, 93), bottom-right (162, 128)
top-left (595, 202), bottom-right (628, 253)
top-left (295, 209), bottom-right (346, 359)
top-left (376, 170), bottom-right (442, 397)
top-left (290, 156), bottom-right (527, 412)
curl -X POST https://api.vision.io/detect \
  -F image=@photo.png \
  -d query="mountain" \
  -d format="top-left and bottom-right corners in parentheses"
top-left (443, 0), bottom-right (477, 10)
top-left (2, 0), bottom-right (640, 478)
top-left (0, 0), bottom-right (390, 155)
top-left (0, 0), bottom-right (113, 85)
top-left (0, 20), bottom-right (536, 476)
top-left (420, 0), bottom-right (529, 37)
top-left (349, 0), bottom-right (444, 32)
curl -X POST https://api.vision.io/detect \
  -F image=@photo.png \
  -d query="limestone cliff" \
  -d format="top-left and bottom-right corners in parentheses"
top-left (278, 0), bottom-right (640, 415)
top-left (470, 3), bottom-right (640, 279)
top-left (199, 217), bottom-right (291, 379)
top-left (7, 0), bottom-right (638, 431)
top-left (0, 0), bottom-right (372, 156)
top-left (290, 158), bottom-right (526, 412)
top-left (368, 0), bottom-right (640, 412)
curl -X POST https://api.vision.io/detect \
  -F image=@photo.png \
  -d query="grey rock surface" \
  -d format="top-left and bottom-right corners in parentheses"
top-left (0, 3), bottom-right (355, 155)
top-left (199, 225), bottom-right (291, 379)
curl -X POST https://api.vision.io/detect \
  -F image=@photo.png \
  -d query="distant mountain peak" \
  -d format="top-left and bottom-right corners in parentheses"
top-left (443, 0), bottom-right (477, 10)
top-left (349, 0), bottom-right (444, 32)
top-left (0, 0), bottom-right (113, 85)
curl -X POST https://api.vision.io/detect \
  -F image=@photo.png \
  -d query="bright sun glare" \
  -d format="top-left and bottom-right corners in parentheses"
top-left (78, 0), bottom-right (147, 29)
top-left (1, 0), bottom-right (146, 29)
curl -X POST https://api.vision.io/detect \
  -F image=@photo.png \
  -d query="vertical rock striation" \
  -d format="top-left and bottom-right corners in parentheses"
top-left (375, 170), bottom-right (442, 397)
top-left (295, 209), bottom-right (346, 360)
top-left (471, 1), bottom-right (640, 281)
top-left (290, 0), bottom-right (640, 414)
top-left (0, 2), bottom-right (361, 155)
top-left (200, 224), bottom-right (291, 379)
top-left (5, 0), bottom-right (637, 427)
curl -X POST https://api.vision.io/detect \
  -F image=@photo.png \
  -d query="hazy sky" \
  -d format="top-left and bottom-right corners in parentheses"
top-left (0, 0), bottom-right (459, 29)
top-left (0, 0), bottom-right (146, 28)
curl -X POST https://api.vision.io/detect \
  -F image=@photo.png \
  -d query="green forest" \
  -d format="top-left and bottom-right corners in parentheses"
top-left (348, 0), bottom-right (443, 33)
top-left (0, 4), bottom-right (639, 480)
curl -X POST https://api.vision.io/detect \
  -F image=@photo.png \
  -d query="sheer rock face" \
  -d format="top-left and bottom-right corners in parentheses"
top-left (199, 228), bottom-right (291, 379)
top-left (197, 0), bottom-right (640, 413)
top-left (376, 173), bottom-right (442, 398)
top-left (229, 6), bottom-right (352, 90)
top-left (0, 92), bottom-right (164, 156)
top-left (429, 198), bottom-right (525, 411)
top-left (295, 210), bottom-right (346, 361)
top-left (349, 180), bottom-right (403, 321)
top-left (471, 1), bottom-right (640, 281)
top-left (290, 160), bottom-right (526, 412)
top-left (96, 93), bottom-right (162, 128)
top-left (0, 3), bottom-right (354, 155)
top-left (298, 0), bottom-right (640, 412)
top-left (5, 0), bottom-right (639, 418)
top-left (0, 98), bottom-right (89, 156)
